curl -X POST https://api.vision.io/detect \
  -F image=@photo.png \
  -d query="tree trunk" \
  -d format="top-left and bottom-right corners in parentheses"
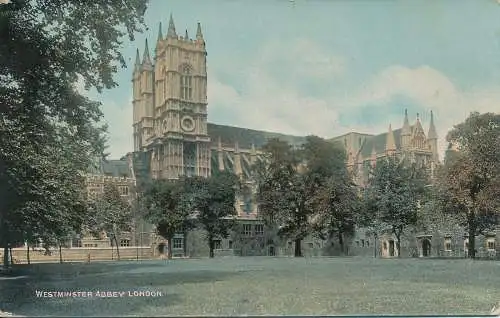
top-left (373, 235), bottom-right (377, 258)
top-left (395, 233), bottom-right (401, 258)
top-left (26, 244), bottom-right (30, 265)
top-left (110, 237), bottom-right (114, 260)
top-left (167, 237), bottom-right (173, 260)
top-left (113, 236), bottom-right (121, 260)
top-left (59, 244), bottom-right (63, 264)
top-left (208, 236), bottom-right (214, 258)
top-left (9, 247), bottom-right (13, 265)
top-left (294, 238), bottom-right (302, 257)
top-left (468, 216), bottom-right (476, 259)
top-left (338, 232), bottom-right (344, 255)
top-left (3, 246), bottom-right (9, 267)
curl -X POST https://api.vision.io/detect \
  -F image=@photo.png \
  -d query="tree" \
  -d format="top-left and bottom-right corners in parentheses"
top-left (256, 138), bottom-right (312, 257)
top-left (305, 136), bottom-right (360, 255)
top-left (140, 179), bottom-right (191, 259)
top-left (437, 112), bottom-right (500, 259)
top-left (86, 184), bottom-right (131, 260)
top-left (185, 171), bottom-right (239, 258)
top-left (0, 1), bottom-right (148, 266)
top-left (365, 157), bottom-right (428, 257)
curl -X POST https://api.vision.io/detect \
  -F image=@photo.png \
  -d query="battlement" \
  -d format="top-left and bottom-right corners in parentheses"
top-left (85, 174), bottom-right (135, 184)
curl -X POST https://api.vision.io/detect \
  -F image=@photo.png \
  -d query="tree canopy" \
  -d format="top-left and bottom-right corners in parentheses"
top-left (0, 0), bottom-right (148, 266)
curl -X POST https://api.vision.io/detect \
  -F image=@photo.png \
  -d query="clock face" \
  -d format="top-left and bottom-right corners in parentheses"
top-left (181, 116), bottom-right (195, 132)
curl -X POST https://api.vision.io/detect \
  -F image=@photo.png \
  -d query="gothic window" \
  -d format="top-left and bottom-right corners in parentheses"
top-left (173, 238), bottom-right (183, 249)
top-left (255, 224), bottom-right (264, 236)
top-left (120, 239), bottom-right (130, 247)
top-left (180, 64), bottom-right (193, 100)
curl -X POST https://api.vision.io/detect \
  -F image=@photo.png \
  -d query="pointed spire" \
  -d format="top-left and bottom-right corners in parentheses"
top-left (134, 48), bottom-right (141, 71)
top-left (185, 29), bottom-right (189, 40)
top-left (402, 108), bottom-right (411, 135)
top-left (142, 39), bottom-right (152, 65)
top-left (234, 141), bottom-right (239, 153)
top-left (414, 112), bottom-right (423, 133)
top-left (386, 124), bottom-right (396, 152)
top-left (196, 22), bottom-right (204, 39)
top-left (427, 110), bottom-right (438, 139)
top-left (167, 13), bottom-right (177, 38)
top-left (217, 137), bottom-right (222, 151)
top-left (157, 22), bottom-right (163, 42)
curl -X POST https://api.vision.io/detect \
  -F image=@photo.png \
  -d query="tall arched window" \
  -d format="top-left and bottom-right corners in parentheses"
top-left (180, 64), bottom-right (193, 100)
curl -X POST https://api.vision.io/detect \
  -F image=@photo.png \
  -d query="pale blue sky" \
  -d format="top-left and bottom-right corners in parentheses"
top-left (81, 0), bottom-right (500, 158)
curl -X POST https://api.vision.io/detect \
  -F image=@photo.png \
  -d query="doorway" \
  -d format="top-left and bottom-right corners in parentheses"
top-left (388, 240), bottom-right (395, 257)
top-left (422, 239), bottom-right (431, 257)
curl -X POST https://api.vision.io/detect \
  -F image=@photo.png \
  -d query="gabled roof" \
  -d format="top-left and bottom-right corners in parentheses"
top-left (207, 123), bottom-right (306, 149)
top-left (359, 128), bottom-right (404, 159)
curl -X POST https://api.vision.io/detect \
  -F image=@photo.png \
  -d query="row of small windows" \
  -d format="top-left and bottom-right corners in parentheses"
top-left (355, 239), bottom-right (370, 248)
top-left (241, 224), bottom-right (264, 236)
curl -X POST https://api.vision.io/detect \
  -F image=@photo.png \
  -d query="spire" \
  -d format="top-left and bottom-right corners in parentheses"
top-left (157, 22), bottom-right (163, 42)
top-left (402, 108), bottom-right (411, 135)
top-left (414, 112), bottom-right (423, 133)
top-left (385, 124), bottom-right (396, 152)
top-left (185, 29), bottom-right (189, 40)
top-left (196, 22), bottom-right (204, 40)
top-left (427, 110), bottom-right (438, 139)
top-left (167, 13), bottom-right (177, 38)
top-left (134, 48), bottom-right (141, 71)
top-left (142, 39), bottom-right (152, 65)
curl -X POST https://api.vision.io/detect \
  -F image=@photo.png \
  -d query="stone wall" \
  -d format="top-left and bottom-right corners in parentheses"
top-left (10, 247), bottom-right (153, 264)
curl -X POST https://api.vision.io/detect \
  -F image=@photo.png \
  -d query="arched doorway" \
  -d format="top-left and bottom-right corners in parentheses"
top-left (388, 240), bottom-right (395, 257)
top-left (422, 239), bottom-right (431, 257)
top-left (269, 246), bottom-right (275, 256)
top-left (158, 243), bottom-right (166, 255)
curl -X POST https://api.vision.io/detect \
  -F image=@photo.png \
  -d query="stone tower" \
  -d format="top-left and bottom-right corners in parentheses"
top-left (132, 15), bottom-right (211, 180)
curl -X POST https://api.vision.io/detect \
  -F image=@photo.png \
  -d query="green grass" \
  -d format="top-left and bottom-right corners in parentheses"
top-left (1, 257), bottom-right (499, 316)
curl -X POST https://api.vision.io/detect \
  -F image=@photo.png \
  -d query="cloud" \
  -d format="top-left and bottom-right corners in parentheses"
top-left (101, 99), bottom-right (133, 158)
top-left (208, 38), bottom-right (344, 138)
top-left (346, 65), bottom-right (500, 158)
top-left (75, 75), bottom-right (133, 158)
top-left (208, 41), bottom-right (500, 161)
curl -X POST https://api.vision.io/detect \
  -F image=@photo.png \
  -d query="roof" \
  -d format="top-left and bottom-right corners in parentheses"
top-left (87, 158), bottom-right (132, 178)
top-left (207, 123), bottom-right (306, 149)
top-left (360, 128), bottom-right (403, 159)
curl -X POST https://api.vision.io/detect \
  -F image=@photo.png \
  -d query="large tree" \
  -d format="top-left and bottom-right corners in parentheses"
top-left (140, 179), bottom-right (193, 259)
top-left (185, 171), bottom-right (239, 258)
top-left (86, 184), bottom-right (132, 260)
top-left (437, 112), bottom-right (500, 259)
top-left (0, 1), bottom-right (148, 266)
top-left (364, 157), bottom-right (428, 257)
top-left (305, 136), bottom-right (360, 255)
top-left (256, 138), bottom-right (311, 257)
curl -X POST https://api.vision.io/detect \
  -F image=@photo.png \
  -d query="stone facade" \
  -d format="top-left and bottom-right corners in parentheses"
top-left (126, 16), bottom-right (497, 259)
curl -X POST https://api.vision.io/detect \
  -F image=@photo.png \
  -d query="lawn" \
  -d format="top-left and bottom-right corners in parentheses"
top-left (0, 257), bottom-right (499, 316)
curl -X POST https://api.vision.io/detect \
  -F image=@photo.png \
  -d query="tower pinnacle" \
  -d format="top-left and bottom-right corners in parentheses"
top-left (385, 124), bottom-right (396, 152)
top-left (142, 39), bottom-right (152, 66)
top-left (167, 13), bottom-right (177, 38)
top-left (185, 29), bottom-right (189, 40)
top-left (157, 22), bottom-right (163, 42)
top-left (427, 110), bottom-right (438, 139)
top-left (196, 22), bottom-right (204, 44)
top-left (134, 48), bottom-right (141, 70)
top-left (402, 108), bottom-right (411, 135)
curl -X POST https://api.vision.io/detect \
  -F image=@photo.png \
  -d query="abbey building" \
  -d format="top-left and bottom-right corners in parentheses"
top-left (122, 15), bottom-right (453, 258)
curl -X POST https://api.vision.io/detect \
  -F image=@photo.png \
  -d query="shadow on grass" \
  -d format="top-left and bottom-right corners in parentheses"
top-left (0, 267), bottom-right (237, 316)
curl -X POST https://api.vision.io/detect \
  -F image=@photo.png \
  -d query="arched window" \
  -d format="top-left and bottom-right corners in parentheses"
top-left (180, 64), bottom-right (193, 100)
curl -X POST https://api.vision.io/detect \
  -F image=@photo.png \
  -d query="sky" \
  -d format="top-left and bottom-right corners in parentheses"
top-left (79, 0), bottom-right (500, 159)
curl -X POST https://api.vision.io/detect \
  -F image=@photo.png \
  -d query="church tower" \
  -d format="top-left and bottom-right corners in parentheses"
top-left (427, 110), bottom-right (439, 163)
top-left (133, 15), bottom-right (211, 179)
